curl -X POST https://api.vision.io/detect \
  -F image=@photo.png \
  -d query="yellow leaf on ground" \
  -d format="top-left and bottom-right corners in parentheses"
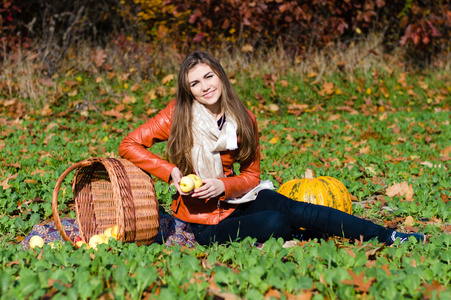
top-left (269, 137), bottom-right (279, 144)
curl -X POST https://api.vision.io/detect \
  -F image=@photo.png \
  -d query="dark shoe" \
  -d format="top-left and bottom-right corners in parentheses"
top-left (388, 231), bottom-right (425, 245)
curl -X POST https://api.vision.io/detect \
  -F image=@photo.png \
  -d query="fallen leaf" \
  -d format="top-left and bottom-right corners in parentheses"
top-left (404, 216), bottom-right (414, 225)
top-left (161, 74), bottom-right (175, 84)
top-left (45, 122), bottom-right (59, 132)
top-left (1, 173), bottom-right (18, 190)
top-left (386, 182), bottom-right (414, 201)
top-left (93, 49), bottom-right (107, 68)
top-left (241, 44), bottom-right (253, 52)
top-left (122, 95), bottom-right (136, 104)
top-left (440, 145), bottom-right (451, 156)
top-left (341, 269), bottom-right (375, 292)
top-left (268, 104), bottom-right (279, 112)
top-left (280, 80), bottom-right (289, 87)
top-left (359, 145), bottom-right (370, 154)
top-left (269, 137), bottom-right (279, 144)
top-left (39, 78), bottom-right (55, 87)
top-left (422, 280), bottom-right (446, 299)
top-left (328, 114), bottom-right (341, 121)
top-left (130, 83), bottom-right (141, 92)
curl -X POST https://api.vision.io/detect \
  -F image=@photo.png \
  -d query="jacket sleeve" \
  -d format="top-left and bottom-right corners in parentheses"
top-left (219, 111), bottom-right (261, 200)
top-left (118, 100), bottom-right (176, 183)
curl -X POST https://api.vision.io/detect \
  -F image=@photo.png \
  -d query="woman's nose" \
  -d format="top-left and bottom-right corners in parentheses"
top-left (201, 82), bottom-right (210, 91)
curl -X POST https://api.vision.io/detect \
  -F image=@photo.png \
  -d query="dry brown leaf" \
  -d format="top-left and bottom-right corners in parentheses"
top-left (268, 104), bottom-right (279, 112)
top-left (45, 122), bottom-right (59, 132)
top-left (241, 44), bottom-right (253, 52)
top-left (328, 114), bottom-right (341, 121)
top-left (39, 78), bottom-right (55, 87)
top-left (318, 82), bottom-right (334, 96)
top-left (440, 145), bottom-right (451, 156)
top-left (122, 95), bottom-right (136, 104)
top-left (31, 169), bottom-right (46, 176)
top-left (103, 106), bottom-right (124, 119)
top-left (359, 145), bottom-right (370, 154)
top-left (404, 216), bottom-right (415, 225)
top-left (161, 74), bottom-right (175, 84)
top-left (280, 80), bottom-right (289, 87)
top-left (386, 182), bottom-right (414, 201)
top-left (1, 173), bottom-right (18, 190)
top-left (130, 83), bottom-right (141, 92)
top-left (341, 269), bottom-right (375, 293)
top-left (422, 280), bottom-right (446, 299)
top-left (93, 49), bottom-right (107, 68)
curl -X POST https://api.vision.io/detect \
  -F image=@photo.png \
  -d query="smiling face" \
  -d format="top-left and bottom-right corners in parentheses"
top-left (187, 63), bottom-right (223, 116)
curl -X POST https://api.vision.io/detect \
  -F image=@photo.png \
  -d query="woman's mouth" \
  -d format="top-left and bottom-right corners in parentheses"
top-left (203, 90), bottom-right (215, 98)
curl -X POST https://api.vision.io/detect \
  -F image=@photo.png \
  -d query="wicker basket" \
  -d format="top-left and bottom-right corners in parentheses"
top-left (52, 157), bottom-right (159, 247)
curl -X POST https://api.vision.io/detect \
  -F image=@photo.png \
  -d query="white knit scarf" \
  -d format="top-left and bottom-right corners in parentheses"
top-left (190, 100), bottom-right (275, 204)
top-left (191, 100), bottom-right (238, 179)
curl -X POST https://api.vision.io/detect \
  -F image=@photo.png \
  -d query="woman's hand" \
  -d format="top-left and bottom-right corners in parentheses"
top-left (171, 168), bottom-right (225, 199)
top-left (191, 178), bottom-right (225, 199)
top-left (170, 167), bottom-right (191, 196)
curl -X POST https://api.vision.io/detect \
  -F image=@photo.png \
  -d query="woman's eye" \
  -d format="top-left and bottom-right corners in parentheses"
top-left (191, 82), bottom-right (198, 87)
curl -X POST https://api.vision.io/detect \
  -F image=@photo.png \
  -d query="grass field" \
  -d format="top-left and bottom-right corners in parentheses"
top-left (1, 40), bottom-right (450, 299)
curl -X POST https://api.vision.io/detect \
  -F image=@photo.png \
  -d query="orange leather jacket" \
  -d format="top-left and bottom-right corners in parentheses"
top-left (118, 100), bottom-right (261, 225)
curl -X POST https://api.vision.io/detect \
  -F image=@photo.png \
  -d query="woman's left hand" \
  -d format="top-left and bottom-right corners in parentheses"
top-left (191, 178), bottom-right (225, 199)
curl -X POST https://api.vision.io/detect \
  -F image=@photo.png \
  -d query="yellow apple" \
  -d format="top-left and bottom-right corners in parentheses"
top-left (104, 226), bottom-right (119, 242)
top-left (75, 240), bottom-right (88, 248)
top-left (89, 234), bottom-right (106, 250)
top-left (187, 174), bottom-right (203, 189)
top-left (104, 227), bottom-right (113, 238)
top-left (111, 225), bottom-right (118, 238)
top-left (29, 235), bottom-right (45, 249)
top-left (180, 176), bottom-right (195, 193)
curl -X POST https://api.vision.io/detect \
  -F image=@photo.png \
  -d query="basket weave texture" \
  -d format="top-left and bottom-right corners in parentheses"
top-left (52, 157), bottom-right (159, 246)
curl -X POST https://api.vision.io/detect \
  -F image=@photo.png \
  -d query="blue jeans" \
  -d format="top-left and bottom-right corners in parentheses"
top-left (190, 189), bottom-right (392, 245)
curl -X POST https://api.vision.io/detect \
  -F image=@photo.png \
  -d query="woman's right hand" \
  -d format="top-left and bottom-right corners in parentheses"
top-left (171, 167), bottom-right (191, 196)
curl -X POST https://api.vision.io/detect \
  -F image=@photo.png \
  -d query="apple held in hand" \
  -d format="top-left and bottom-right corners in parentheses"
top-left (180, 176), bottom-right (195, 193)
top-left (187, 174), bottom-right (203, 189)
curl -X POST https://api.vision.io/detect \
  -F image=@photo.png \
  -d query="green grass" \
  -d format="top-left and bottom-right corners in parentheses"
top-left (0, 49), bottom-right (450, 299)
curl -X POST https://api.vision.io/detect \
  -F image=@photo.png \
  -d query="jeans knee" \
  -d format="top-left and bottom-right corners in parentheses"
top-left (263, 212), bottom-right (291, 239)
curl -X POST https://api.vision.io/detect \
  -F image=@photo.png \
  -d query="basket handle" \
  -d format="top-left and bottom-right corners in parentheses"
top-left (52, 160), bottom-right (93, 245)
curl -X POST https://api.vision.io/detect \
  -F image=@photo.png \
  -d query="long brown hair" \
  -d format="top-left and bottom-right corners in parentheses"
top-left (166, 51), bottom-right (257, 175)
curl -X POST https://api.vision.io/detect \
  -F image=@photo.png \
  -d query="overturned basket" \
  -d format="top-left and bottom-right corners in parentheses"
top-left (52, 157), bottom-right (159, 247)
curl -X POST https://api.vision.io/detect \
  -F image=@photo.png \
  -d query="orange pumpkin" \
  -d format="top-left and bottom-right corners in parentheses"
top-left (278, 169), bottom-right (352, 214)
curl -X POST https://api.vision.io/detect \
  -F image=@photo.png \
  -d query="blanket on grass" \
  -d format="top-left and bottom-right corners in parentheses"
top-left (21, 214), bottom-right (197, 250)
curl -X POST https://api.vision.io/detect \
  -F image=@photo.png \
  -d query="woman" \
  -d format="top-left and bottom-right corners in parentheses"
top-left (119, 51), bottom-right (424, 246)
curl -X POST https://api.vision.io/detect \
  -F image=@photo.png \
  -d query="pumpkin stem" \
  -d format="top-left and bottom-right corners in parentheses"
top-left (305, 169), bottom-right (314, 180)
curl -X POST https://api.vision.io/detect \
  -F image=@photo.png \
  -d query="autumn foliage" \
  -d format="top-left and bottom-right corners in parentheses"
top-left (2, 0), bottom-right (450, 63)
